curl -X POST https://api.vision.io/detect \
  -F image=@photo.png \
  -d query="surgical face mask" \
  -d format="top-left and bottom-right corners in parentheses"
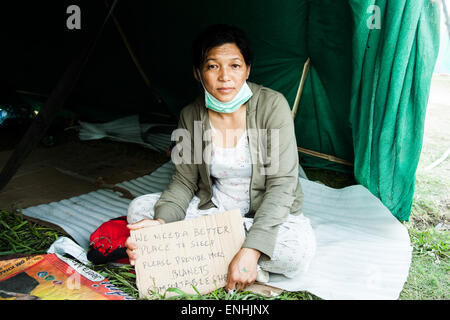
top-left (197, 69), bottom-right (253, 114)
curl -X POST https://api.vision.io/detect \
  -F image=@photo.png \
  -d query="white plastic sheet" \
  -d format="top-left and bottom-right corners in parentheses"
top-left (266, 178), bottom-right (412, 300)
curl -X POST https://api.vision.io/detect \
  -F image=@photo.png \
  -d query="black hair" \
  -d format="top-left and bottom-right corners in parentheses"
top-left (192, 24), bottom-right (252, 70)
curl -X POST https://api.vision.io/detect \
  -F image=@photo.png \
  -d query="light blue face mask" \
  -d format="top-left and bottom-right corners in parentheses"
top-left (197, 69), bottom-right (253, 113)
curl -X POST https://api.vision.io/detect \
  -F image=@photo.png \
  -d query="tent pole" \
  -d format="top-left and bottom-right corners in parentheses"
top-left (291, 57), bottom-right (353, 167)
top-left (0, 0), bottom-right (120, 193)
top-left (297, 146), bottom-right (354, 167)
top-left (291, 58), bottom-right (310, 119)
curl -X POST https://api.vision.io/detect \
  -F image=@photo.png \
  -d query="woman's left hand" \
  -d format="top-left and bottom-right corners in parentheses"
top-left (225, 248), bottom-right (261, 293)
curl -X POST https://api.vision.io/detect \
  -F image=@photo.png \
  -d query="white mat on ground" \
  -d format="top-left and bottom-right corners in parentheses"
top-left (22, 161), bottom-right (412, 300)
top-left (77, 115), bottom-right (175, 152)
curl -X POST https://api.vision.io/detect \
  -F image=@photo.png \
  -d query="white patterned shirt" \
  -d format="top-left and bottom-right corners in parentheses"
top-left (209, 121), bottom-right (252, 216)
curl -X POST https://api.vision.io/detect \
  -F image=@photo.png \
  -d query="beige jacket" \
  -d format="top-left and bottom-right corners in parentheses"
top-left (154, 82), bottom-right (303, 258)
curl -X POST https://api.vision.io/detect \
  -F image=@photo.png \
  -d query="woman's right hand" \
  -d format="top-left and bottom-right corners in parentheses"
top-left (125, 218), bottom-right (165, 266)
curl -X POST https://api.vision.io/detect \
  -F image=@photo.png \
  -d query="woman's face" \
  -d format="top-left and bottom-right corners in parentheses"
top-left (194, 43), bottom-right (251, 103)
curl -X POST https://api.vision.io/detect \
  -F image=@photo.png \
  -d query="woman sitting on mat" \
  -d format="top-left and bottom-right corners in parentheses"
top-left (125, 24), bottom-right (316, 293)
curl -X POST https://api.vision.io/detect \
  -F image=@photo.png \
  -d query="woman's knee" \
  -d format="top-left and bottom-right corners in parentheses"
top-left (285, 230), bottom-right (316, 278)
top-left (268, 230), bottom-right (316, 278)
top-left (285, 241), bottom-right (316, 278)
top-left (127, 194), bottom-right (159, 224)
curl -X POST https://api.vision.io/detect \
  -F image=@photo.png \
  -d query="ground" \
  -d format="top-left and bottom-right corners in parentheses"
top-left (408, 75), bottom-right (450, 230)
top-left (0, 129), bottom-right (169, 211)
top-left (398, 74), bottom-right (450, 300)
top-left (0, 75), bottom-right (449, 300)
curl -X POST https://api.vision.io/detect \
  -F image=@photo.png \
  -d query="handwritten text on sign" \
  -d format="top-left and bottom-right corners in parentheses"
top-left (131, 210), bottom-right (245, 298)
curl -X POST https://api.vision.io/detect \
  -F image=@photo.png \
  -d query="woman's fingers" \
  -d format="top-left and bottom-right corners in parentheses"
top-left (236, 275), bottom-right (255, 292)
top-left (127, 219), bottom-right (162, 230)
top-left (126, 248), bottom-right (137, 266)
top-left (125, 236), bottom-right (138, 265)
top-left (226, 270), bottom-right (256, 293)
top-left (125, 236), bottom-right (136, 250)
top-left (125, 219), bottom-right (165, 266)
top-left (226, 279), bottom-right (253, 294)
top-left (225, 266), bottom-right (238, 292)
top-left (225, 248), bottom-right (260, 294)
top-left (225, 275), bottom-right (237, 293)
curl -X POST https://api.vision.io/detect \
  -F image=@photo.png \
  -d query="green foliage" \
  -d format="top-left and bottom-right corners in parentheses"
top-left (0, 210), bottom-right (64, 256)
top-left (409, 228), bottom-right (450, 261)
top-left (136, 285), bottom-right (319, 301)
top-left (400, 253), bottom-right (450, 300)
top-left (91, 264), bottom-right (139, 298)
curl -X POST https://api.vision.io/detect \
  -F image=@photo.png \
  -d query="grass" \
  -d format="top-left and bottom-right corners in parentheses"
top-left (407, 226), bottom-right (450, 296)
top-left (88, 257), bottom-right (319, 300)
top-left (400, 228), bottom-right (450, 300)
top-left (398, 74), bottom-right (450, 300)
top-left (400, 254), bottom-right (449, 300)
top-left (0, 210), bottom-right (64, 256)
top-left (409, 228), bottom-right (449, 260)
top-left (399, 75), bottom-right (450, 300)
top-left (90, 262), bottom-right (319, 300)
top-left (409, 173), bottom-right (449, 230)
top-left (400, 203), bottom-right (450, 300)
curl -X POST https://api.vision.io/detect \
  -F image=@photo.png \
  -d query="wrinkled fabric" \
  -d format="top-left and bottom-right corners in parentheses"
top-left (348, 0), bottom-right (441, 220)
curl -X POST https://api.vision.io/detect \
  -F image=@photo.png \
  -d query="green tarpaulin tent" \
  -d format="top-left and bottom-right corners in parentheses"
top-left (0, 0), bottom-right (441, 221)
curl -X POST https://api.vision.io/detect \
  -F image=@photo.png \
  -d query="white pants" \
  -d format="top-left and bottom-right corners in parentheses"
top-left (127, 193), bottom-right (316, 279)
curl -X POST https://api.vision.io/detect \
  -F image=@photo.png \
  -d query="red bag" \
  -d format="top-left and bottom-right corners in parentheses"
top-left (87, 216), bottom-right (130, 265)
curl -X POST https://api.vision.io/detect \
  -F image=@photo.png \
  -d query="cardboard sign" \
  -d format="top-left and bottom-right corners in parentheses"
top-left (131, 210), bottom-right (245, 298)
